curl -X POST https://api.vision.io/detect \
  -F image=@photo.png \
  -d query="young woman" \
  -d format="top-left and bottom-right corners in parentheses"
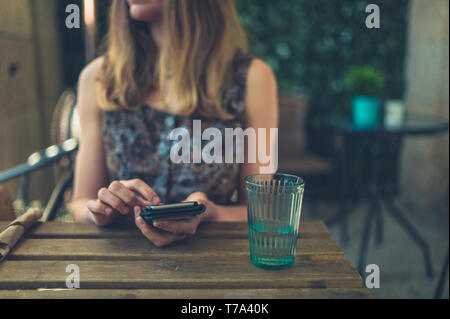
top-left (70, 0), bottom-right (278, 247)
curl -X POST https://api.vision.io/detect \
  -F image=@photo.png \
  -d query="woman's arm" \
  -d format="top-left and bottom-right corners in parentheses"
top-left (70, 57), bottom-right (111, 224)
top-left (210, 58), bottom-right (279, 222)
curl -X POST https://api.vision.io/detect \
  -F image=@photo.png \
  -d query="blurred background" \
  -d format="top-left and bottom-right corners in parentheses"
top-left (0, 0), bottom-right (448, 298)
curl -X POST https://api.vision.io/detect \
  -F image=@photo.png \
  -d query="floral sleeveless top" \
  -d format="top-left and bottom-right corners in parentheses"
top-left (101, 51), bottom-right (253, 205)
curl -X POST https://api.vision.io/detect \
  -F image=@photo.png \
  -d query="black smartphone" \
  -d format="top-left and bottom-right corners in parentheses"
top-left (140, 201), bottom-right (206, 224)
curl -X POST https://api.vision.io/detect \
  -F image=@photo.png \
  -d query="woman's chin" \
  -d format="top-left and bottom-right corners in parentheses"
top-left (129, 3), bottom-right (161, 21)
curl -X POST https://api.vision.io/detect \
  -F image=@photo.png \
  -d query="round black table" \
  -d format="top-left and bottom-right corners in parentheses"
top-left (320, 113), bottom-right (448, 278)
top-left (321, 113), bottom-right (449, 136)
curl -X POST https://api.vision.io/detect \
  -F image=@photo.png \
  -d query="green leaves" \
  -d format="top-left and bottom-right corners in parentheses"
top-left (236, 0), bottom-right (409, 113)
top-left (343, 65), bottom-right (386, 97)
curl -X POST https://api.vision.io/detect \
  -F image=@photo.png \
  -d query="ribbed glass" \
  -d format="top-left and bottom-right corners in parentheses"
top-left (245, 173), bottom-right (305, 270)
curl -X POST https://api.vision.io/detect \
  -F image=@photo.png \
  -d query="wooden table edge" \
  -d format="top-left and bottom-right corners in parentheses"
top-left (0, 287), bottom-right (375, 299)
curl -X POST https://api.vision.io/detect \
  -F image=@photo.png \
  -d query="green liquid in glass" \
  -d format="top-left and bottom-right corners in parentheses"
top-left (249, 220), bottom-right (298, 269)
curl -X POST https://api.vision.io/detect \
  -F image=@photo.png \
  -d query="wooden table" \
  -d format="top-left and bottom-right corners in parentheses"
top-left (0, 221), bottom-right (374, 299)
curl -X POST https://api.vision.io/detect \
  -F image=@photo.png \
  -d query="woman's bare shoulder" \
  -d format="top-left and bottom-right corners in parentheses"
top-left (77, 57), bottom-right (105, 119)
top-left (78, 56), bottom-right (104, 87)
top-left (247, 58), bottom-right (277, 89)
top-left (245, 58), bottom-right (278, 114)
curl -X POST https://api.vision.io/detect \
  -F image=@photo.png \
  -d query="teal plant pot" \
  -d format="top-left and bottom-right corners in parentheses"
top-left (352, 95), bottom-right (380, 127)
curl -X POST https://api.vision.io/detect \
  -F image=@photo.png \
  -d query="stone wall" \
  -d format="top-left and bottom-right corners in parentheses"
top-left (400, 0), bottom-right (449, 219)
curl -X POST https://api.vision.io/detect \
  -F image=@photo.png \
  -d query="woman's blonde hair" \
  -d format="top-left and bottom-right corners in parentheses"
top-left (97, 0), bottom-right (248, 119)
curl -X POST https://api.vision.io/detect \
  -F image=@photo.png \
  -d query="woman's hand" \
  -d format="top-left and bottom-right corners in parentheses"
top-left (86, 179), bottom-right (160, 226)
top-left (134, 192), bottom-right (217, 247)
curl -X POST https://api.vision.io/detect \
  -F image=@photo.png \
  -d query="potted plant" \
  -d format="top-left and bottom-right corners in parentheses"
top-left (343, 65), bottom-right (386, 127)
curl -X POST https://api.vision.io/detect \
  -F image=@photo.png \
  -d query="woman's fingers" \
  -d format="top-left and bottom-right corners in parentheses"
top-left (108, 181), bottom-right (140, 208)
top-left (97, 188), bottom-right (130, 215)
top-left (86, 206), bottom-right (114, 227)
top-left (85, 179), bottom-right (160, 226)
top-left (153, 218), bottom-right (198, 236)
top-left (87, 199), bottom-right (113, 215)
top-left (183, 192), bottom-right (208, 203)
top-left (121, 179), bottom-right (160, 205)
top-left (137, 196), bottom-right (152, 207)
top-left (134, 207), bottom-right (185, 247)
top-left (94, 179), bottom-right (160, 218)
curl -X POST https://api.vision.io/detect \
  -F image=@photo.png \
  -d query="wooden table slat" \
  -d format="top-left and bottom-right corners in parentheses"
top-left (0, 221), bottom-right (330, 239)
top-left (0, 260), bottom-right (362, 289)
top-left (0, 288), bottom-right (375, 299)
top-left (8, 237), bottom-right (344, 261)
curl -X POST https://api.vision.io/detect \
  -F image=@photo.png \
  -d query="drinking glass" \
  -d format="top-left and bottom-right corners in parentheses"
top-left (245, 173), bottom-right (305, 270)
